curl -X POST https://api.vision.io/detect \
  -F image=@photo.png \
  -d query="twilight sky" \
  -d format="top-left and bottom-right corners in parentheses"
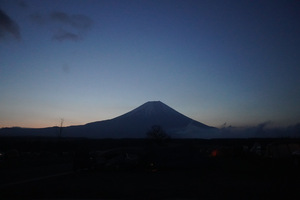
top-left (1, 0), bottom-right (299, 128)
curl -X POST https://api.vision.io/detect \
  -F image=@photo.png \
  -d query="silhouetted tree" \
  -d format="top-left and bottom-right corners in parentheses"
top-left (58, 118), bottom-right (64, 138)
top-left (147, 125), bottom-right (170, 144)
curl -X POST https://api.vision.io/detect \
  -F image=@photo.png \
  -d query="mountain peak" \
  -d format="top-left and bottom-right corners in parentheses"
top-left (145, 100), bottom-right (162, 104)
top-left (143, 101), bottom-right (164, 108)
top-left (92, 101), bottom-right (216, 138)
top-left (124, 101), bottom-right (177, 117)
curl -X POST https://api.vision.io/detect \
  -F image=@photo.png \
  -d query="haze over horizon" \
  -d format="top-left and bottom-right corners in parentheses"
top-left (1, 0), bottom-right (299, 129)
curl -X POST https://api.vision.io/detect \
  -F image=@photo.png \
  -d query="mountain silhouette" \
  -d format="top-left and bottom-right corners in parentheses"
top-left (0, 101), bottom-right (218, 138)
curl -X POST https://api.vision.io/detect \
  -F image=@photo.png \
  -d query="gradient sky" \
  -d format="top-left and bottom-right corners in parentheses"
top-left (1, 0), bottom-right (299, 128)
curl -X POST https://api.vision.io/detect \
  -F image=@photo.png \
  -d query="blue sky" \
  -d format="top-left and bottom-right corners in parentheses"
top-left (1, 0), bottom-right (299, 128)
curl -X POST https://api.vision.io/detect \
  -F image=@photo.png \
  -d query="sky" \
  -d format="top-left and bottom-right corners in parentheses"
top-left (0, 0), bottom-right (299, 129)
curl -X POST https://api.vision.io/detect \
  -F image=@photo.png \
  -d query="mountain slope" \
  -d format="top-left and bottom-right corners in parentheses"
top-left (0, 101), bottom-right (218, 138)
top-left (64, 101), bottom-right (217, 138)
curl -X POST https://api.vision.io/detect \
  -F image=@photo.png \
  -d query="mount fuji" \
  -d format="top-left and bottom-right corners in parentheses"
top-left (0, 101), bottom-right (219, 138)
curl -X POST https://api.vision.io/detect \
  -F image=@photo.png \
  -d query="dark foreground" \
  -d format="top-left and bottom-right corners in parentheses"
top-left (0, 138), bottom-right (300, 199)
top-left (1, 159), bottom-right (300, 199)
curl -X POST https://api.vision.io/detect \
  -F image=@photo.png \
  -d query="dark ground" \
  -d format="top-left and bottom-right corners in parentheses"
top-left (0, 138), bottom-right (299, 199)
top-left (0, 159), bottom-right (299, 199)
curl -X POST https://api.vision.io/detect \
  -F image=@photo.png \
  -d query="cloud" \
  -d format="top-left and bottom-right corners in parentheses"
top-left (18, 1), bottom-right (28, 9)
top-left (29, 13), bottom-right (46, 25)
top-left (50, 11), bottom-right (93, 30)
top-left (0, 9), bottom-right (21, 40)
top-left (52, 30), bottom-right (80, 42)
top-left (30, 11), bottom-right (93, 42)
top-left (219, 122), bottom-right (300, 138)
top-left (62, 64), bottom-right (70, 74)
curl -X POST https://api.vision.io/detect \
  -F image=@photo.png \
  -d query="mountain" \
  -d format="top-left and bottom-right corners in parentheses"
top-left (0, 101), bottom-right (218, 138)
